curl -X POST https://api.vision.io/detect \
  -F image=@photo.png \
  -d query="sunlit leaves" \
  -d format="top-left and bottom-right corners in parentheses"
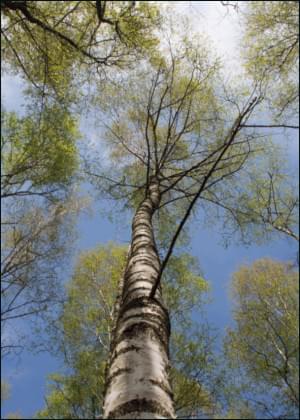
top-left (242, 1), bottom-right (299, 119)
top-left (1, 1), bottom-right (162, 103)
top-left (2, 107), bottom-right (79, 190)
top-left (224, 259), bottom-right (299, 418)
top-left (62, 243), bottom-right (127, 354)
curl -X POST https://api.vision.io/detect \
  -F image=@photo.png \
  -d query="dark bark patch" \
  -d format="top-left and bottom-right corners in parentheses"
top-left (110, 344), bottom-right (142, 367)
top-left (106, 398), bottom-right (173, 419)
top-left (118, 297), bottom-right (170, 327)
top-left (124, 275), bottom-right (154, 291)
top-left (120, 312), bottom-right (168, 338)
top-left (105, 367), bottom-right (132, 390)
top-left (126, 256), bottom-right (160, 272)
top-left (131, 220), bottom-right (152, 231)
top-left (122, 286), bottom-right (151, 303)
top-left (131, 232), bottom-right (153, 244)
top-left (149, 379), bottom-right (174, 399)
top-left (116, 321), bottom-right (169, 353)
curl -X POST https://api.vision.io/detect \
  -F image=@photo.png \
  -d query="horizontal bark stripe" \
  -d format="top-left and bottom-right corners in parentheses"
top-left (115, 411), bottom-right (167, 419)
top-left (130, 243), bottom-right (158, 257)
top-left (122, 286), bottom-right (151, 303)
top-left (123, 275), bottom-right (154, 290)
top-left (122, 286), bottom-right (152, 303)
top-left (132, 230), bottom-right (154, 241)
top-left (118, 315), bottom-right (169, 340)
top-left (125, 264), bottom-right (160, 282)
top-left (106, 398), bottom-right (174, 419)
top-left (116, 321), bottom-right (169, 351)
top-left (118, 304), bottom-right (168, 320)
top-left (126, 255), bottom-right (160, 273)
top-left (105, 367), bottom-right (132, 389)
top-left (118, 297), bottom-right (169, 322)
top-left (108, 342), bottom-right (170, 384)
top-left (108, 343), bottom-right (142, 367)
top-left (132, 219), bottom-right (152, 230)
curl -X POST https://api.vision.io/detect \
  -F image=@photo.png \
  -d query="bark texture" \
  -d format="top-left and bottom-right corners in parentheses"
top-left (103, 180), bottom-right (175, 419)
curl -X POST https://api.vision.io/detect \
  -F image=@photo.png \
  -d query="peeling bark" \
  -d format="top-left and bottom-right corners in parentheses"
top-left (103, 179), bottom-right (175, 419)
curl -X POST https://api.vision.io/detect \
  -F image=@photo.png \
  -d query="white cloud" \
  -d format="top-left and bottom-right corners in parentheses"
top-left (172, 1), bottom-right (242, 71)
top-left (1, 74), bottom-right (25, 113)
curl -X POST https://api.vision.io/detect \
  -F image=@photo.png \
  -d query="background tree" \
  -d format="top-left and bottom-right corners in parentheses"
top-left (36, 243), bottom-right (219, 419)
top-left (242, 1), bottom-right (299, 123)
top-left (223, 259), bottom-right (299, 419)
top-left (202, 149), bottom-right (299, 246)
top-left (1, 104), bottom-right (81, 356)
top-left (213, 2), bottom-right (299, 246)
top-left (1, 1), bottom-right (161, 104)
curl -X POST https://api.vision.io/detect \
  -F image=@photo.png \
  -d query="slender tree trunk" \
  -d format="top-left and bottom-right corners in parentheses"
top-left (103, 179), bottom-right (175, 419)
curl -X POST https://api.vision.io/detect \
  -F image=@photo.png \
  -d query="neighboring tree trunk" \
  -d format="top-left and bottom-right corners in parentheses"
top-left (103, 179), bottom-right (175, 419)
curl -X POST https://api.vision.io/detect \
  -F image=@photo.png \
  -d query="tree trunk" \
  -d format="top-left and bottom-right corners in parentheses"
top-left (103, 179), bottom-right (175, 419)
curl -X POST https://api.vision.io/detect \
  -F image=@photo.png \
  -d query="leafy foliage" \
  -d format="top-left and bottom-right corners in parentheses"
top-left (1, 1), bottom-right (161, 103)
top-left (1, 103), bottom-right (81, 356)
top-left (242, 1), bottom-right (299, 120)
top-left (2, 107), bottom-right (79, 192)
top-left (224, 259), bottom-right (299, 419)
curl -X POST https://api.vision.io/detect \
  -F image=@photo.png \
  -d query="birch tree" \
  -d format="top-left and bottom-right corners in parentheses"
top-left (242, 1), bottom-right (299, 122)
top-left (1, 105), bottom-right (80, 356)
top-left (224, 259), bottom-right (299, 419)
top-left (37, 244), bottom-right (216, 419)
top-left (82, 37), bottom-right (280, 417)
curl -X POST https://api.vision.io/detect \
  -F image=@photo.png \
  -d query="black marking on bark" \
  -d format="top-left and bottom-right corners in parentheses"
top-left (126, 257), bottom-right (160, 274)
top-left (124, 268), bottom-right (158, 280)
top-left (106, 398), bottom-right (173, 419)
top-left (122, 287), bottom-right (149, 304)
top-left (109, 344), bottom-right (142, 367)
top-left (124, 275), bottom-right (154, 291)
top-left (116, 322), bottom-right (169, 353)
top-left (132, 220), bottom-right (152, 231)
top-left (120, 311), bottom-right (168, 333)
top-left (149, 379), bottom-right (174, 399)
top-left (126, 253), bottom-right (159, 266)
top-left (130, 244), bottom-right (158, 260)
top-left (105, 367), bottom-right (132, 390)
top-left (120, 303), bottom-right (165, 318)
top-left (131, 232), bottom-right (154, 244)
top-left (118, 297), bottom-right (170, 325)
top-left (130, 248), bottom-right (158, 260)
top-left (128, 252), bottom-right (160, 267)
top-left (131, 231), bottom-right (153, 246)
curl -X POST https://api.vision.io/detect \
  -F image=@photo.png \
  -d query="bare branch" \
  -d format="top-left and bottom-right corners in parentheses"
top-left (150, 97), bottom-right (259, 298)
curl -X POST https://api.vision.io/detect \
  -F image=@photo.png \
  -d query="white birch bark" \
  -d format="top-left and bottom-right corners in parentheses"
top-left (103, 180), bottom-right (175, 419)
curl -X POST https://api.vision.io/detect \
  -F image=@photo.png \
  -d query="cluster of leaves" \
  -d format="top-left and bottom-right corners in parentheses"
top-left (242, 1), bottom-right (299, 120)
top-left (1, 1), bottom-right (161, 104)
top-left (223, 259), bottom-right (299, 419)
top-left (1, 102), bottom-right (81, 356)
top-left (2, 106), bottom-right (79, 191)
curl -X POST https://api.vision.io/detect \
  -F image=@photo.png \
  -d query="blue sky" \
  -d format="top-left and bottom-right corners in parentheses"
top-left (1, 2), bottom-right (299, 418)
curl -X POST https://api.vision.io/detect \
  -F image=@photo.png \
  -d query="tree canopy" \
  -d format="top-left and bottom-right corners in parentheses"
top-left (1, 1), bottom-right (299, 419)
top-left (1, 102), bottom-right (81, 356)
top-left (224, 259), bottom-right (299, 419)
